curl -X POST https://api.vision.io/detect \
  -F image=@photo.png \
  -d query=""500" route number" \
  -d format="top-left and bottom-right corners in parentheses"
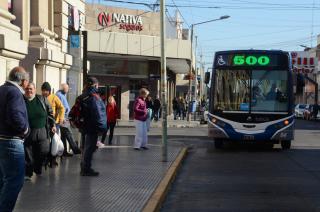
top-left (233, 55), bottom-right (270, 66)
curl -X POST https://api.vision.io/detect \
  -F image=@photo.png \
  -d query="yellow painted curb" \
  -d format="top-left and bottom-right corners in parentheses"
top-left (142, 147), bottom-right (188, 212)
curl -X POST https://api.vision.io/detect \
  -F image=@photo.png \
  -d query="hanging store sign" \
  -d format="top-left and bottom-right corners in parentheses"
top-left (291, 51), bottom-right (317, 74)
top-left (98, 11), bottom-right (143, 31)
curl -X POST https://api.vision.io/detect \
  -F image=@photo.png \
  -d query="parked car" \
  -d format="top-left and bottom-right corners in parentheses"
top-left (295, 104), bottom-right (307, 118)
top-left (303, 104), bottom-right (320, 120)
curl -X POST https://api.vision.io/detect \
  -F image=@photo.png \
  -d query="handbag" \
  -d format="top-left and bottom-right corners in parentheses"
top-left (51, 133), bottom-right (64, 156)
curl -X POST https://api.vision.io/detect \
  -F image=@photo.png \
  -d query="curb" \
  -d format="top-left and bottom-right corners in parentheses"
top-left (142, 147), bottom-right (188, 212)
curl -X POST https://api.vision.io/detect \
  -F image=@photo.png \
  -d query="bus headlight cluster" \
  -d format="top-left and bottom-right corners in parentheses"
top-left (274, 120), bottom-right (290, 129)
top-left (212, 118), bottom-right (226, 128)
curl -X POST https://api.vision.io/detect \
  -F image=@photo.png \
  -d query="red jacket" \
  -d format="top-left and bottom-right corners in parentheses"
top-left (107, 103), bottom-right (119, 123)
top-left (134, 97), bottom-right (147, 121)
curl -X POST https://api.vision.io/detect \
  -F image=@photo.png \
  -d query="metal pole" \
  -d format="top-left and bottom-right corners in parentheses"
top-left (199, 52), bottom-right (203, 102)
top-left (194, 35), bottom-right (198, 102)
top-left (82, 31), bottom-right (88, 87)
top-left (187, 24), bottom-right (194, 122)
top-left (160, 0), bottom-right (167, 162)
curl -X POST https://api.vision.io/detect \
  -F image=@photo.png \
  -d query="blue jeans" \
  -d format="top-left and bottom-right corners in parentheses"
top-left (0, 139), bottom-right (25, 212)
top-left (81, 134), bottom-right (98, 172)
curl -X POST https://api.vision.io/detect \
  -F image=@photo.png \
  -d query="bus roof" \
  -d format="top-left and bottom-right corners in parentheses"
top-left (213, 50), bottom-right (291, 69)
top-left (215, 49), bottom-right (289, 55)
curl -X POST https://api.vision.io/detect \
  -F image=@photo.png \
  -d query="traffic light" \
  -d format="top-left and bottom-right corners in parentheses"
top-left (296, 73), bottom-right (305, 94)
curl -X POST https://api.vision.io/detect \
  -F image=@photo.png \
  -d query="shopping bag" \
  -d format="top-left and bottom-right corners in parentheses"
top-left (51, 133), bottom-right (64, 156)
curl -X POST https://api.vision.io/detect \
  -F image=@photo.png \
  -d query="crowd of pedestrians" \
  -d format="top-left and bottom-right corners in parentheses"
top-left (0, 67), bottom-right (129, 211)
top-left (0, 65), bottom-right (166, 211)
top-left (172, 96), bottom-right (187, 120)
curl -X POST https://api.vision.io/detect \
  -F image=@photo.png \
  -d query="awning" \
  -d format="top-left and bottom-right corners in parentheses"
top-left (167, 58), bottom-right (190, 74)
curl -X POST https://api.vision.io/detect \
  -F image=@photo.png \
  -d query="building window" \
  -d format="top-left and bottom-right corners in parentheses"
top-left (89, 59), bottom-right (148, 78)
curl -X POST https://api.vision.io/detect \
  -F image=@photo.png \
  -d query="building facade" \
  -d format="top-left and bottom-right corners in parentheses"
top-left (85, 4), bottom-right (191, 120)
top-left (292, 36), bottom-right (320, 105)
top-left (0, 0), bottom-right (85, 96)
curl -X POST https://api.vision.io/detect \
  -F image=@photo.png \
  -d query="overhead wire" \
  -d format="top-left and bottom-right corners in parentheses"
top-left (103, 0), bottom-right (320, 10)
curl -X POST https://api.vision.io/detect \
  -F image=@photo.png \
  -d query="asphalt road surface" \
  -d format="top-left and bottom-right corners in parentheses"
top-left (162, 119), bottom-right (320, 211)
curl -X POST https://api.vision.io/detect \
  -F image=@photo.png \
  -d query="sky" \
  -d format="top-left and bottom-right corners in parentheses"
top-left (87, 0), bottom-right (320, 66)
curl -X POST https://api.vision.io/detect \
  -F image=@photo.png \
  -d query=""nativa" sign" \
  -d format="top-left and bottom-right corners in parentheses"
top-left (98, 11), bottom-right (143, 31)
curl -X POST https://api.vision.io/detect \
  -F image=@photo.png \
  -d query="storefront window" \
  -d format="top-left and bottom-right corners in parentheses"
top-left (89, 59), bottom-right (148, 78)
top-left (128, 61), bottom-right (148, 77)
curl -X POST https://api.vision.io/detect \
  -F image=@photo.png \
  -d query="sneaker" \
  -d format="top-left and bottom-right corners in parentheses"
top-left (73, 148), bottom-right (81, 155)
top-left (134, 148), bottom-right (140, 151)
top-left (141, 146), bottom-right (149, 150)
top-left (96, 141), bottom-right (105, 148)
top-left (24, 176), bottom-right (32, 181)
top-left (81, 169), bottom-right (99, 177)
top-left (63, 152), bottom-right (73, 157)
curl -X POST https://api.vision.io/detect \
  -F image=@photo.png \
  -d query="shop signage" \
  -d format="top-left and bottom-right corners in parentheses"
top-left (291, 51), bottom-right (317, 74)
top-left (98, 11), bottom-right (143, 31)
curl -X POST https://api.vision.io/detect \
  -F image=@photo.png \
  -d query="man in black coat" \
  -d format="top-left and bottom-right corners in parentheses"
top-left (153, 96), bottom-right (161, 121)
top-left (0, 67), bottom-right (30, 211)
top-left (78, 77), bottom-right (107, 176)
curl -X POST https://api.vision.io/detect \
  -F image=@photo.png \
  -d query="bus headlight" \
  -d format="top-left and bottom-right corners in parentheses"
top-left (212, 118), bottom-right (217, 123)
top-left (211, 118), bottom-right (226, 128)
top-left (274, 120), bottom-right (290, 129)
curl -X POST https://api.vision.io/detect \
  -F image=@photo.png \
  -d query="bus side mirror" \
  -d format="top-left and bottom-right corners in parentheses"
top-left (204, 72), bottom-right (210, 84)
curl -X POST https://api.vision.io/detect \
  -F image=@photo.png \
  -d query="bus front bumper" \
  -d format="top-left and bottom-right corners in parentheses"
top-left (208, 119), bottom-right (294, 142)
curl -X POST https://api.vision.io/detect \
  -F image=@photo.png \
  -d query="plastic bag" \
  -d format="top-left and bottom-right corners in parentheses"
top-left (51, 133), bottom-right (64, 156)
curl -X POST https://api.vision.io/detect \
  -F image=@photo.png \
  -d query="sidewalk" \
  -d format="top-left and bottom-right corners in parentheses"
top-left (14, 136), bottom-right (183, 212)
top-left (117, 119), bottom-right (203, 128)
top-left (116, 113), bottom-right (204, 128)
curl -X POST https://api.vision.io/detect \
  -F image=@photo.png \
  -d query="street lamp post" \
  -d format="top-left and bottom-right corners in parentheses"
top-left (160, 0), bottom-right (168, 162)
top-left (187, 15), bottom-right (230, 121)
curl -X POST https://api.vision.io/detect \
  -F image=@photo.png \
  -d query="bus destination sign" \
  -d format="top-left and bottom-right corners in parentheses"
top-left (215, 52), bottom-right (288, 68)
top-left (233, 55), bottom-right (270, 66)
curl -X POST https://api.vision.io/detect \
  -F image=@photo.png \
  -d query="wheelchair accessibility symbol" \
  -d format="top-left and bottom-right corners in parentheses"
top-left (217, 55), bottom-right (226, 65)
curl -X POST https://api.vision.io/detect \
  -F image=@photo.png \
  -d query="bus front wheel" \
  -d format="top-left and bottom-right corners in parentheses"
top-left (281, 140), bottom-right (291, 150)
top-left (214, 139), bottom-right (224, 149)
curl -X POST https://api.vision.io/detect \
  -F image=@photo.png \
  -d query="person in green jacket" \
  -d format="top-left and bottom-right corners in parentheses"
top-left (24, 83), bottom-right (56, 180)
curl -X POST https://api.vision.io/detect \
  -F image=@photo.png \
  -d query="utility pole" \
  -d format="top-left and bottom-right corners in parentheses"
top-left (82, 31), bottom-right (88, 87)
top-left (194, 35), bottom-right (198, 102)
top-left (199, 50), bottom-right (203, 100)
top-left (160, 0), bottom-right (167, 162)
top-left (187, 24), bottom-right (194, 122)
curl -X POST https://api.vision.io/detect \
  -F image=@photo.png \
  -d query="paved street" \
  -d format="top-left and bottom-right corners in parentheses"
top-left (162, 119), bottom-right (320, 211)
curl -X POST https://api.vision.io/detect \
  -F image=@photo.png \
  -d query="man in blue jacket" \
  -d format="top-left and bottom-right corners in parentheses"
top-left (56, 83), bottom-right (81, 156)
top-left (79, 77), bottom-right (107, 176)
top-left (0, 67), bottom-right (30, 212)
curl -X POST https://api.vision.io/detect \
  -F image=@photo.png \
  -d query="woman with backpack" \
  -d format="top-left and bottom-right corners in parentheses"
top-left (133, 88), bottom-right (149, 150)
top-left (101, 96), bottom-right (119, 145)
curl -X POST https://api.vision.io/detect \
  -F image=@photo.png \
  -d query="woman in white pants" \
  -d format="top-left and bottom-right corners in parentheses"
top-left (133, 88), bottom-right (149, 150)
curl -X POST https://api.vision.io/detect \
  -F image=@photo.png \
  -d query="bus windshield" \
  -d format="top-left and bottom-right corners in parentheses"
top-left (213, 69), bottom-right (288, 113)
